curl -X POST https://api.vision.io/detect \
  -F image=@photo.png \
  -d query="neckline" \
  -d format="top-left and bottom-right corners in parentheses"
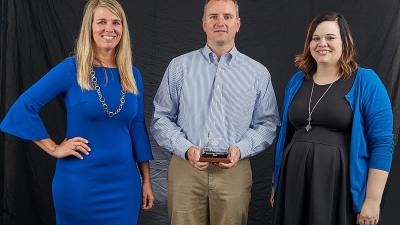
top-left (93, 65), bottom-right (118, 69)
top-left (312, 77), bottom-right (341, 87)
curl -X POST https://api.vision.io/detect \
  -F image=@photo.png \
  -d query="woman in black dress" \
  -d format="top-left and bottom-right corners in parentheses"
top-left (271, 12), bottom-right (393, 225)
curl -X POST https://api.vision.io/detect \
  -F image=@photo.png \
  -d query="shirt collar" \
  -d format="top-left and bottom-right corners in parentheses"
top-left (201, 44), bottom-right (238, 65)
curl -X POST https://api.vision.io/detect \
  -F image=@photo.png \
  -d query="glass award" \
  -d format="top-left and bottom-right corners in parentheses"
top-left (199, 137), bottom-right (230, 163)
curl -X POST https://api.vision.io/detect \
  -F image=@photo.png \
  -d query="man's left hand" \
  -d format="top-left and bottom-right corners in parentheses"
top-left (218, 146), bottom-right (241, 169)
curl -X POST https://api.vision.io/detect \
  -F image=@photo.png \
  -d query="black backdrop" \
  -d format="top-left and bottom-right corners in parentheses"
top-left (1, 0), bottom-right (399, 224)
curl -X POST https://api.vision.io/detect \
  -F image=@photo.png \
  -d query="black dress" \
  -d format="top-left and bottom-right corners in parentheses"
top-left (272, 75), bottom-right (356, 225)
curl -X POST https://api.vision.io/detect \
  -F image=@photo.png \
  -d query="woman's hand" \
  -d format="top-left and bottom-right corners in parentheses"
top-left (50, 137), bottom-right (90, 160)
top-left (357, 199), bottom-right (380, 225)
top-left (138, 161), bottom-right (154, 210)
top-left (141, 181), bottom-right (154, 210)
top-left (356, 169), bottom-right (388, 225)
top-left (270, 185), bottom-right (275, 208)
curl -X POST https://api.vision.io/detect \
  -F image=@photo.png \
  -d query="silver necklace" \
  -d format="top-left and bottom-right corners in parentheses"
top-left (90, 68), bottom-right (126, 118)
top-left (306, 80), bottom-right (334, 132)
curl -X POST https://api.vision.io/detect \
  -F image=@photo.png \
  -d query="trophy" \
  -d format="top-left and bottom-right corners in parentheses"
top-left (199, 137), bottom-right (230, 163)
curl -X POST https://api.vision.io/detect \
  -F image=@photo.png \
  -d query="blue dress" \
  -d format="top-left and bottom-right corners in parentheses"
top-left (0, 57), bottom-right (153, 225)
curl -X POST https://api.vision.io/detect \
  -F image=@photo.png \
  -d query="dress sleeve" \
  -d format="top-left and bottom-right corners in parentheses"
top-left (0, 58), bottom-right (75, 140)
top-left (128, 67), bottom-right (154, 163)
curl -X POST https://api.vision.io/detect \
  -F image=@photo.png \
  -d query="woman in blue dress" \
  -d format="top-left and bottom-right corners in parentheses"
top-left (0, 0), bottom-right (154, 224)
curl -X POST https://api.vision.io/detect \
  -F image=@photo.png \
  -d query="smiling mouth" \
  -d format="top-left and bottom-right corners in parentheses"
top-left (214, 30), bottom-right (227, 33)
top-left (102, 35), bottom-right (116, 40)
top-left (317, 50), bottom-right (331, 54)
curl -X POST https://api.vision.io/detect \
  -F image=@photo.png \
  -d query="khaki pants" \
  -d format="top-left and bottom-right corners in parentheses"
top-left (168, 155), bottom-right (252, 225)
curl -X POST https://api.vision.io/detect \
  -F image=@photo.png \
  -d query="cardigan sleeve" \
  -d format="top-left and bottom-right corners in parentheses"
top-left (0, 58), bottom-right (75, 140)
top-left (362, 69), bottom-right (394, 171)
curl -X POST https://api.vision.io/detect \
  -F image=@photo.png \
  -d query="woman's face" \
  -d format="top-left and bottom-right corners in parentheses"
top-left (92, 7), bottom-right (122, 53)
top-left (310, 21), bottom-right (343, 66)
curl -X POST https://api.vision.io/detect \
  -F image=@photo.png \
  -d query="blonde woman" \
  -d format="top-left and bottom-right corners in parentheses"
top-left (0, 0), bottom-right (154, 224)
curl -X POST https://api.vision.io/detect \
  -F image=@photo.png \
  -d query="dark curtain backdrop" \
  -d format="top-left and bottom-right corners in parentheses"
top-left (0, 0), bottom-right (399, 224)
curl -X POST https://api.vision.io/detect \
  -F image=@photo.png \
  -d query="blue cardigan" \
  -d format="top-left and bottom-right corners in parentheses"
top-left (273, 67), bottom-right (394, 213)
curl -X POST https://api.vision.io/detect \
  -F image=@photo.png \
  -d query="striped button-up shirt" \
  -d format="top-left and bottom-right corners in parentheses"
top-left (151, 45), bottom-right (280, 159)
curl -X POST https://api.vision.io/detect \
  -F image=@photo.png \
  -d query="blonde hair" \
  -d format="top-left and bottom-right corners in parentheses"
top-left (75, 0), bottom-right (138, 94)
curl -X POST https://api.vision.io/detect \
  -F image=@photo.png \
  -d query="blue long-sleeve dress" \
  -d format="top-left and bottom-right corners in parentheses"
top-left (0, 57), bottom-right (153, 225)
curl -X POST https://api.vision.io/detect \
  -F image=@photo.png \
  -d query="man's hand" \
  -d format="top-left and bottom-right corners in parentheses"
top-left (186, 146), bottom-right (209, 170)
top-left (218, 145), bottom-right (241, 169)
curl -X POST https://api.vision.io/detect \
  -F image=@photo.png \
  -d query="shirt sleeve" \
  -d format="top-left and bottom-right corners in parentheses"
top-left (362, 69), bottom-right (394, 171)
top-left (129, 67), bottom-right (154, 163)
top-left (235, 69), bottom-right (281, 158)
top-left (150, 59), bottom-right (193, 160)
top-left (0, 58), bottom-right (75, 140)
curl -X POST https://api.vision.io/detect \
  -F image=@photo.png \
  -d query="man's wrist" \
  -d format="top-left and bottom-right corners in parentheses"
top-left (185, 146), bottom-right (195, 160)
top-left (234, 140), bottom-right (251, 159)
top-left (232, 145), bottom-right (242, 159)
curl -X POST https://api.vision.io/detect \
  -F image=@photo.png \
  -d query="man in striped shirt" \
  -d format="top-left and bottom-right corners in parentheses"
top-left (151, 0), bottom-right (280, 224)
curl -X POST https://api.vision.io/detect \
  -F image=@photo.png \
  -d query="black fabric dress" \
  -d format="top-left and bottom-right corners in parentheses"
top-left (272, 75), bottom-right (357, 225)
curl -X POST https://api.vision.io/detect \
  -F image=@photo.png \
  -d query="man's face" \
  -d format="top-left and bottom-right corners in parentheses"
top-left (203, 0), bottom-right (240, 48)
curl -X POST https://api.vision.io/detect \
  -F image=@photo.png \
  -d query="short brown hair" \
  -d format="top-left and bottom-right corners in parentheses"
top-left (203, 0), bottom-right (239, 19)
top-left (294, 12), bottom-right (358, 79)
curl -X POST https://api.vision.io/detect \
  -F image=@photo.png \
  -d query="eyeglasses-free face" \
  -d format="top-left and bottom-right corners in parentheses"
top-left (310, 21), bottom-right (343, 67)
top-left (92, 6), bottom-right (123, 54)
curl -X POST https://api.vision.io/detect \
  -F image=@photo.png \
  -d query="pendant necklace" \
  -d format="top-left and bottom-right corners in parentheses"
top-left (306, 80), bottom-right (334, 132)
